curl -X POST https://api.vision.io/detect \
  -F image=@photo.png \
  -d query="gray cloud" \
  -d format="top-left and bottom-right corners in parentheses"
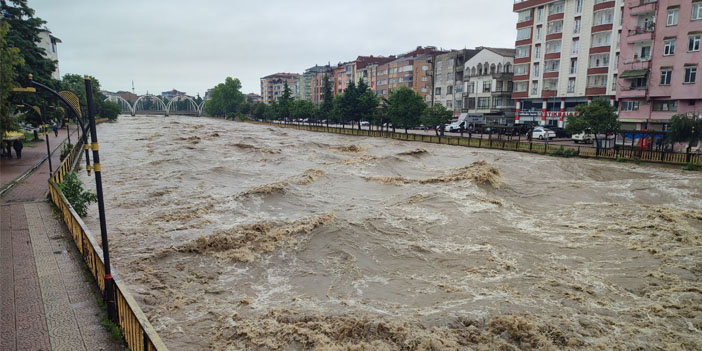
top-left (31, 0), bottom-right (516, 97)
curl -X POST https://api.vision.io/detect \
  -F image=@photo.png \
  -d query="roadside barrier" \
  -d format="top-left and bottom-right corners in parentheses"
top-left (48, 124), bottom-right (168, 351)
top-left (254, 122), bottom-right (701, 166)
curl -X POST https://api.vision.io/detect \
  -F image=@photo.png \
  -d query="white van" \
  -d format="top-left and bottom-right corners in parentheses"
top-left (445, 113), bottom-right (484, 132)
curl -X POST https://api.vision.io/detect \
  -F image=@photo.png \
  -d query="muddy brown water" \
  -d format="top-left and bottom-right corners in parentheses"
top-left (80, 115), bottom-right (702, 350)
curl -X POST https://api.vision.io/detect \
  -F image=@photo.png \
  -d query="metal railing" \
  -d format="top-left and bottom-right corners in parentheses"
top-left (253, 121), bottom-right (701, 166)
top-left (48, 121), bottom-right (168, 351)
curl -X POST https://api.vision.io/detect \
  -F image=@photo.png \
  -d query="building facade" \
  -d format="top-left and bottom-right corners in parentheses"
top-left (246, 93), bottom-right (262, 103)
top-left (618, 0), bottom-right (702, 130)
top-left (161, 89), bottom-right (186, 100)
top-left (38, 27), bottom-right (61, 80)
top-left (376, 55), bottom-right (435, 100)
top-left (512, 0), bottom-right (623, 127)
top-left (260, 73), bottom-right (300, 104)
top-left (463, 47), bottom-right (517, 125)
top-left (433, 49), bottom-right (479, 115)
top-left (300, 65), bottom-right (333, 103)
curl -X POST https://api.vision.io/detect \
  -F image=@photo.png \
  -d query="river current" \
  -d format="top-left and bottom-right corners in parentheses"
top-left (80, 115), bottom-right (702, 350)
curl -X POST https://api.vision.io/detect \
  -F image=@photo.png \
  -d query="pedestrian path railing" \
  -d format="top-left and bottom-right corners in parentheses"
top-left (254, 122), bottom-right (701, 166)
top-left (48, 127), bottom-right (168, 351)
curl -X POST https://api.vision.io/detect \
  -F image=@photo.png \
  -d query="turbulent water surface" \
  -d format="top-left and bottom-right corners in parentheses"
top-left (81, 115), bottom-right (702, 350)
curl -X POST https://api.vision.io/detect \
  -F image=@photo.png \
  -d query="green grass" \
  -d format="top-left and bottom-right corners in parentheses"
top-left (100, 315), bottom-right (124, 342)
top-left (682, 162), bottom-right (700, 171)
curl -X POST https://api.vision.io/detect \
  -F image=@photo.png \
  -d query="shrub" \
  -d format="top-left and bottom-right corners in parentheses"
top-left (101, 101), bottom-right (120, 121)
top-left (58, 172), bottom-right (97, 216)
top-left (548, 146), bottom-right (579, 158)
top-left (682, 161), bottom-right (699, 171)
top-left (60, 142), bottom-right (73, 159)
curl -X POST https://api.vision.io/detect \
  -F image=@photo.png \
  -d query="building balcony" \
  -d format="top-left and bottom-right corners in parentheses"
top-left (491, 89), bottom-right (513, 96)
top-left (618, 86), bottom-right (648, 98)
top-left (629, 0), bottom-right (657, 16)
top-left (492, 72), bottom-right (514, 80)
top-left (627, 25), bottom-right (654, 43)
top-left (620, 59), bottom-right (650, 72)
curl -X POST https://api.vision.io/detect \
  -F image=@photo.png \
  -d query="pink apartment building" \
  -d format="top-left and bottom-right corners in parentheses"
top-left (618, 0), bottom-right (702, 130)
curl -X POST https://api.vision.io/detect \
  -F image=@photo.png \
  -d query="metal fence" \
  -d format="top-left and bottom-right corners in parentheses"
top-left (256, 122), bottom-right (701, 166)
top-left (48, 121), bottom-right (168, 351)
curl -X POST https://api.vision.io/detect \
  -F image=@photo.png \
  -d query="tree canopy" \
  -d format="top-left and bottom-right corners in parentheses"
top-left (320, 75), bottom-right (333, 123)
top-left (278, 81), bottom-right (294, 119)
top-left (566, 99), bottom-right (619, 138)
top-left (667, 114), bottom-right (702, 148)
top-left (421, 104), bottom-right (453, 129)
top-left (387, 87), bottom-right (427, 132)
top-left (1, 21), bottom-right (25, 137)
top-left (204, 77), bottom-right (245, 117)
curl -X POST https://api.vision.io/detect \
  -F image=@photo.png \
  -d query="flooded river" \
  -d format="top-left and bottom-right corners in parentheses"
top-left (81, 115), bottom-right (702, 350)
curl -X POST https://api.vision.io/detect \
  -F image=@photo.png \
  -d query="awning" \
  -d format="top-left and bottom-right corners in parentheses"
top-left (619, 69), bottom-right (648, 79)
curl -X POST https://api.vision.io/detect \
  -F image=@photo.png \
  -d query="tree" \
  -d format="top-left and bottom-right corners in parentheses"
top-left (102, 101), bottom-right (120, 121)
top-left (278, 81), bottom-right (294, 119)
top-left (320, 74), bottom-right (333, 126)
top-left (356, 79), bottom-right (378, 130)
top-left (203, 77), bottom-right (245, 117)
top-left (291, 100), bottom-right (318, 123)
top-left (566, 99), bottom-right (619, 151)
top-left (1, 0), bottom-right (57, 85)
top-left (421, 104), bottom-right (453, 135)
top-left (253, 103), bottom-right (266, 120)
top-left (239, 102), bottom-right (252, 116)
top-left (667, 114), bottom-right (702, 152)
top-left (387, 87), bottom-right (426, 133)
top-left (1, 21), bottom-right (25, 137)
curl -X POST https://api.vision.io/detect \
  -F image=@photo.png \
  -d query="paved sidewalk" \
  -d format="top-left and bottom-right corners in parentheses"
top-left (1, 128), bottom-right (123, 350)
top-left (0, 124), bottom-right (81, 192)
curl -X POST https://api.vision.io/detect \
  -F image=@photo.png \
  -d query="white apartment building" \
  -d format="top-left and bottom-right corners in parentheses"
top-left (463, 47), bottom-right (516, 125)
top-left (432, 49), bottom-right (479, 115)
top-left (512, 0), bottom-right (622, 127)
top-left (38, 27), bottom-right (61, 80)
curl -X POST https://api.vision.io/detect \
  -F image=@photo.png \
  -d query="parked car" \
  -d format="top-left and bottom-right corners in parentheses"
top-left (572, 131), bottom-right (606, 143)
top-left (360, 121), bottom-right (370, 126)
top-left (529, 127), bottom-right (557, 140)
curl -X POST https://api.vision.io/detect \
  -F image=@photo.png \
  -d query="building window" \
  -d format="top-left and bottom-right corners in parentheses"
top-left (514, 64), bottom-right (529, 76)
top-left (543, 78), bottom-right (558, 91)
top-left (483, 81), bottom-right (492, 92)
top-left (572, 38), bottom-right (579, 54)
top-left (515, 45), bottom-right (530, 58)
top-left (693, 2), bottom-right (702, 20)
top-left (435, 87), bottom-right (441, 95)
top-left (545, 40), bottom-right (561, 54)
top-left (447, 85), bottom-right (453, 94)
top-left (536, 25), bottom-right (542, 40)
top-left (567, 78), bottom-right (576, 93)
top-left (591, 31), bottom-right (612, 47)
top-left (514, 81), bottom-right (528, 92)
top-left (547, 20), bottom-right (563, 35)
top-left (548, 1), bottom-right (564, 15)
top-left (589, 53), bottom-right (609, 68)
top-left (531, 80), bottom-right (539, 95)
top-left (518, 9), bottom-right (532, 23)
top-left (639, 46), bottom-right (651, 60)
top-left (630, 76), bottom-right (648, 89)
top-left (467, 82), bottom-right (475, 93)
top-left (574, 18), bottom-right (581, 34)
top-left (446, 100), bottom-right (453, 109)
top-left (535, 44), bottom-right (541, 58)
top-left (575, 0), bottom-right (583, 14)
top-left (587, 75), bottom-right (608, 88)
top-left (689, 34), bottom-right (701, 51)
top-left (593, 9), bottom-right (614, 26)
top-left (448, 59), bottom-right (454, 67)
top-left (684, 65), bottom-right (698, 83)
top-left (544, 60), bottom-right (559, 72)
top-left (455, 85), bottom-right (463, 93)
top-left (537, 6), bottom-right (544, 21)
top-left (455, 99), bottom-right (463, 109)
top-left (477, 97), bottom-right (490, 109)
top-left (517, 27), bottom-right (531, 41)
top-left (621, 101), bottom-right (640, 111)
top-left (533, 63), bottom-right (540, 77)
top-left (663, 38), bottom-right (676, 55)
top-left (667, 7), bottom-right (679, 26)
top-left (652, 100), bottom-right (678, 111)
top-left (660, 68), bottom-right (672, 85)
top-left (570, 59), bottom-right (578, 74)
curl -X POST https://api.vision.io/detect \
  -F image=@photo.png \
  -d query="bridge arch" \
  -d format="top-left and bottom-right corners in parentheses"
top-left (166, 95), bottom-right (204, 116)
top-left (104, 95), bottom-right (136, 116)
top-left (133, 94), bottom-right (168, 116)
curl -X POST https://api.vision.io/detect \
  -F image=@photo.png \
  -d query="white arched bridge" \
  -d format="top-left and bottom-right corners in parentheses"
top-left (105, 94), bottom-right (205, 116)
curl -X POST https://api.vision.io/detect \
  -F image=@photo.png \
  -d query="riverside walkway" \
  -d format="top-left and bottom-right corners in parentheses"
top-left (0, 128), bottom-right (122, 350)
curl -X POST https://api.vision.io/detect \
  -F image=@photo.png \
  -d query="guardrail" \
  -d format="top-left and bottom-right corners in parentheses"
top-left (48, 120), bottom-right (168, 351)
top-left (253, 121), bottom-right (701, 166)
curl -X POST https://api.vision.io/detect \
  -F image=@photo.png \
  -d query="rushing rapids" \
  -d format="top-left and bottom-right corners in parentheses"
top-left (81, 116), bottom-right (702, 350)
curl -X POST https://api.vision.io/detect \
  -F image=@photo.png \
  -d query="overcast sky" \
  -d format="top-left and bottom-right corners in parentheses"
top-left (31, 0), bottom-right (517, 97)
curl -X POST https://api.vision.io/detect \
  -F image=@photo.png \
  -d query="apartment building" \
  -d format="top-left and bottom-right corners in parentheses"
top-left (260, 73), bottom-right (300, 104)
top-left (376, 46), bottom-right (445, 100)
top-left (618, 0), bottom-right (702, 130)
top-left (300, 64), bottom-right (333, 103)
top-left (462, 47), bottom-right (517, 125)
top-left (432, 49), bottom-right (479, 115)
top-left (355, 56), bottom-right (396, 91)
top-left (512, 0), bottom-right (623, 127)
top-left (38, 27), bottom-right (61, 79)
